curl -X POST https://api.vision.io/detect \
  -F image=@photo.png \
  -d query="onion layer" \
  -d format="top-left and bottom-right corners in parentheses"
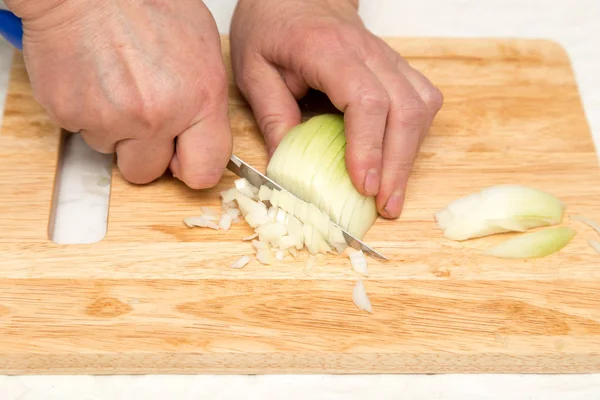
top-left (483, 226), bottom-right (576, 259)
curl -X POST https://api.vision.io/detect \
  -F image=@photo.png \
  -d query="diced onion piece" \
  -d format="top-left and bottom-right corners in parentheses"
top-left (258, 185), bottom-right (272, 202)
top-left (231, 255), bottom-right (250, 269)
top-left (275, 250), bottom-right (285, 260)
top-left (219, 213), bottom-right (232, 231)
top-left (242, 232), bottom-right (258, 241)
top-left (201, 206), bottom-right (218, 217)
top-left (235, 178), bottom-right (259, 199)
top-left (588, 239), bottom-right (600, 255)
top-left (245, 209), bottom-right (270, 228)
top-left (276, 208), bottom-right (288, 224)
top-left (266, 114), bottom-right (378, 239)
top-left (279, 235), bottom-right (296, 250)
top-left (256, 222), bottom-right (287, 246)
top-left (270, 189), bottom-right (280, 208)
top-left (286, 215), bottom-right (305, 249)
top-left (256, 249), bottom-right (275, 265)
top-left (483, 226), bottom-right (576, 259)
top-left (288, 247), bottom-right (298, 258)
top-left (226, 208), bottom-right (241, 220)
top-left (221, 188), bottom-right (237, 204)
top-left (183, 216), bottom-right (219, 230)
top-left (267, 207), bottom-right (278, 222)
top-left (352, 279), bottom-right (373, 313)
top-left (570, 215), bottom-right (600, 236)
top-left (236, 191), bottom-right (266, 216)
top-left (349, 250), bottom-right (368, 276)
top-left (252, 240), bottom-right (268, 250)
top-left (435, 185), bottom-right (565, 241)
top-left (304, 255), bottom-right (315, 273)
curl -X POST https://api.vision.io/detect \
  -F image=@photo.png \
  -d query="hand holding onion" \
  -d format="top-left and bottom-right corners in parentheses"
top-left (230, 0), bottom-right (444, 218)
top-left (6, 0), bottom-right (233, 189)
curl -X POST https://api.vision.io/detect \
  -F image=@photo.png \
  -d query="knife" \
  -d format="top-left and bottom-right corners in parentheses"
top-left (227, 155), bottom-right (388, 260)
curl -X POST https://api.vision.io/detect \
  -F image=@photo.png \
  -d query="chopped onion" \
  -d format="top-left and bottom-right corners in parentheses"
top-left (570, 215), bottom-right (600, 236)
top-left (349, 250), bottom-right (368, 276)
top-left (245, 209), bottom-right (270, 228)
top-left (219, 213), bottom-right (232, 231)
top-left (259, 185), bottom-right (272, 201)
top-left (252, 239), bottom-right (268, 250)
top-left (231, 255), bottom-right (250, 269)
top-left (483, 226), bottom-right (576, 259)
top-left (267, 206), bottom-right (278, 221)
top-left (352, 279), bottom-right (373, 313)
top-left (588, 239), bottom-right (600, 255)
top-left (242, 232), bottom-right (258, 241)
top-left (279, 235), bottom-right (296, 249)
top-left (201, 206), bottom-right (218, 217)
top-left (266, 114), bottom-right (378, 239)
top-left (183, 216), bottom-right (219, 230)
top-left (304, 255), bottom-right (315, 273)
top-left (435, 185), bottom-right (565, 241)
top-left (256, 222), bottom-right (287, 245)
top-left (288, 247), bottom-right (298, 258)
top-left (276, 208), bottom-right (288, 224)
top-left (226, 208), bottom-right (241, 220)
top-left (256, 249), bottom-right (275, 265)
top-left (221, 188), bottom-right (237, 203)
top-left (235, 178), bottom-right (258, 199)
top-left (275, 250), bottom-right (285, 260)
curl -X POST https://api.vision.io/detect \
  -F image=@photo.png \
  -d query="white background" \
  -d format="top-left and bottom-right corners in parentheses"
top-left (1, 0), bottom-right (600, 398)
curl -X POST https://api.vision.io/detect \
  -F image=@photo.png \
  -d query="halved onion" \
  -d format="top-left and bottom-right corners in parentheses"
top-left (483, 226), bottom-right (576, 259)
top-left (266, 114), bottom-right (378, 239)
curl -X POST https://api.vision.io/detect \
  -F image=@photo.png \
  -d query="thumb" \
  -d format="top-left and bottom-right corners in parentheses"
top-left (236, 56), bottom-right (302, 158)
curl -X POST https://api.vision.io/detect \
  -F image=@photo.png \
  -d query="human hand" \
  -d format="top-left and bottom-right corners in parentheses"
top-left (230, 0), bottom-right (443, 218)
top-left (6, 0), bottom-right (232, 188)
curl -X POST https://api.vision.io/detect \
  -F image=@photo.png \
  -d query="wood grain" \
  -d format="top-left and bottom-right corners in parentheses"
top-left (1, 36), bottom-right (600, 374)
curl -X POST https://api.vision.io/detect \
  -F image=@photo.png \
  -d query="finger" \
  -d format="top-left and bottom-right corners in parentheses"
top-left (115, 136), bottom-right (174, 185)
top-left (171, 110), bottom-right (233, 190)
top-left (80, 129), bottom-right (117, 154)
top-left (236, 55), bottom-right (303, 158)
top-left (397, 61), bottom-right (444, 136)
top-left (303, 53), bottom-right (389, 197)
top-left (368, 61), bottom-right (430, 219)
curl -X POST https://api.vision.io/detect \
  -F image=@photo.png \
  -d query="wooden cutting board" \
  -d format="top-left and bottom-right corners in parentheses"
top-left (1, 36), bottom-right (600, 374)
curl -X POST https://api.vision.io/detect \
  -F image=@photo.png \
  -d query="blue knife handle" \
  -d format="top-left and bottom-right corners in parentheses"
top-left (0, 9), bottom-right (23, 50)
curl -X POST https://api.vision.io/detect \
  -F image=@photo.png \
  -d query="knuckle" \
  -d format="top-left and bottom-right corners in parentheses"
top-left (422, 85), bottom-right (444, 112)
top-left (356, 86), bottom-right (390, 114)
top-left (396, 97), bottom-right (428, 127)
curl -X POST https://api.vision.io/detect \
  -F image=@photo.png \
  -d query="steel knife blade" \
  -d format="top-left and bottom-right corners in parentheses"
top-left (226, 154), bottom-right (388, 261)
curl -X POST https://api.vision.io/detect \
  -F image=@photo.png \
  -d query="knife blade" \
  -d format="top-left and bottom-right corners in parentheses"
top-left (226, 154), bottom-right (388, 261)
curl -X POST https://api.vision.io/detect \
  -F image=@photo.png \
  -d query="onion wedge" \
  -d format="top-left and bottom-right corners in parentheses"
top-left (483, 226), bottom-right (576, 259)
top-left (435, 184), bottom-right (565, 241)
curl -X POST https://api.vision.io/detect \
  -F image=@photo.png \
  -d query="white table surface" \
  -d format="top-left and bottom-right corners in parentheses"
top-left (1, 0), bottom-right (600, 398)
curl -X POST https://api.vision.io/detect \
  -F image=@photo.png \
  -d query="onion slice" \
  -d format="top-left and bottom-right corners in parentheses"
top-left (183, 216), bottom-right (219, 230)
top-left (231, 255), bottom-right (250, 269)
top-left (588, 239), bottom-right (600, 255)
top-left (352, 279), bottom-right (373, 313)
top-left (570, 215), bottom-right (600, 236)
top-left (219, 213), bottom-right (232, 231)
top-left (349, 250), bottom-right (368, 276)
top-left (435, 185), bottom-right (565, 241)
top-left (483, 226), bottom-right (576, 259)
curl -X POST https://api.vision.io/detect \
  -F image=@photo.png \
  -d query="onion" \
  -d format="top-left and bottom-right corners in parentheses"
top-left (349, 250), bottom-right (368, 276)
top-left (588, 239), bottom-right (600, 255)
top-left (221, 188), bottom-right (237, 204)
top-left (288, 247), bottom-right (298, 258)
top-left (183, 216), bottom-right (219, 230)
top-left (352, 279), bottom-right (373, 313)
top-left (235, 178), bottom-right (258, 199)
top-left (226, 208), bottom-right (241, 220)
top-left (435, 185), bottom-right (565, 241)
top-left (483, 226), bottom-right (576, 259)
top-left (242, 232), bottom-right (258, 241)
top-left (256, 249), bottom-right (275, 265)
top-left (275, 250), bottom-right (285, 260)
top-left (570, 215), bottom-right (600, 236)
top-left (304, 255), bottom-right (315, 273)
top-left (252, 240), bottom-right (268, 250)
top-left (231, 255), bottom-right (250, 269)
top-left (219, 213), bottom-right (232, 231)
top-left (266, 114), bottom-right (378, 239)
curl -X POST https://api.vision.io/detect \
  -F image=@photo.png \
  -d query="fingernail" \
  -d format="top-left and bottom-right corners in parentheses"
top-left (363, 169), bottom-right (380, 196)
top-left (384, 191), bottom-right (404, 217)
